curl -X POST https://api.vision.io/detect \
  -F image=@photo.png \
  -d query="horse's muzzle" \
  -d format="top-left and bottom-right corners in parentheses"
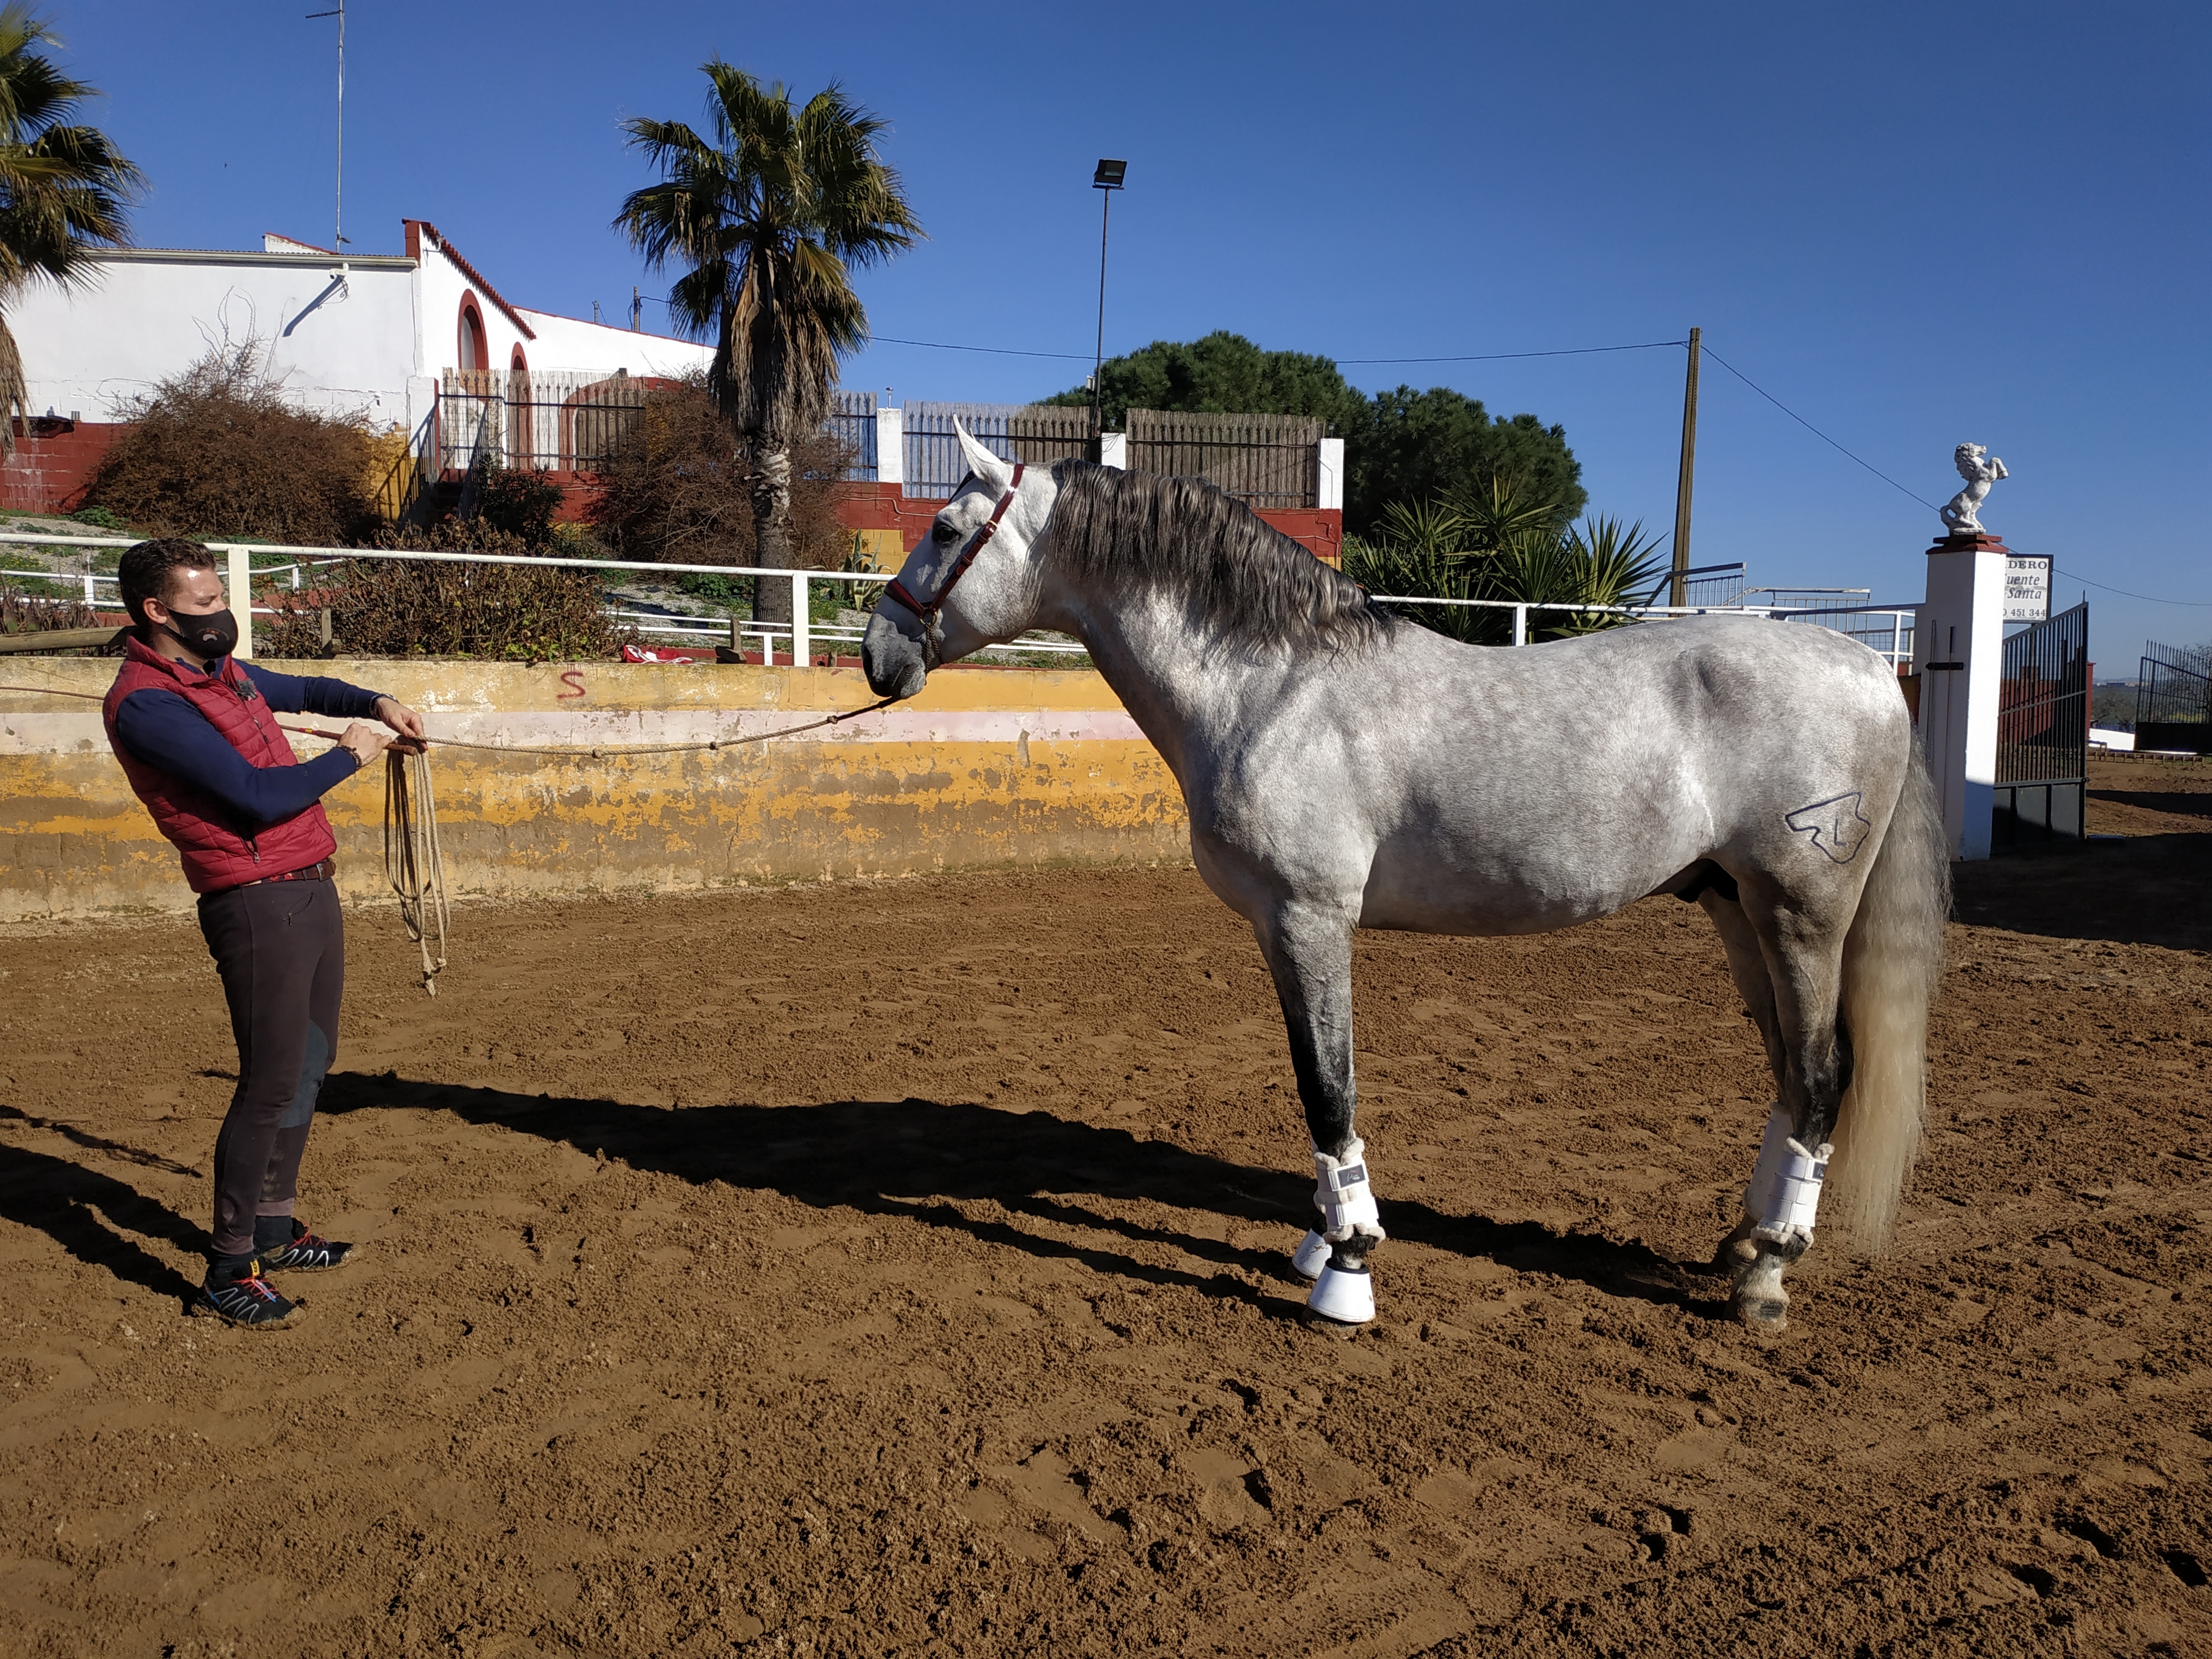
top-left (863, 612), bottom-right (927, 701)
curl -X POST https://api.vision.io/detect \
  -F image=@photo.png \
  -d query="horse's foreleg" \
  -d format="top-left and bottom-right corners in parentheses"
top-left (1252, 900), bottom-right (1381, 1325)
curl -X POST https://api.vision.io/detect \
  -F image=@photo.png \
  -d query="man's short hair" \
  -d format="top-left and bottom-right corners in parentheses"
top-left (118, 539), bottom-right (220, 627)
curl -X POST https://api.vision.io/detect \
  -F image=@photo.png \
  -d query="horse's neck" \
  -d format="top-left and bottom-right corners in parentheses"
top-left (1039, 577), bottom-right (1282, 779)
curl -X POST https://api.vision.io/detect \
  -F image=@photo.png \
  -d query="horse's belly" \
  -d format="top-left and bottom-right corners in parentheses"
top-left (1356, 839), bottom-right (1672, 937)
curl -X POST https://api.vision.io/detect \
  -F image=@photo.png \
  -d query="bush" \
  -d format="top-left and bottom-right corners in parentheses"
top-left (1343, 481), bottom-right (1665, 646)
top-left (80, 341), bottom-right (379, 545)
top-left (255, 518), bottom-right (631, 661)
top-left (586, 378), bottom-right (854, 570)
top-left (0, 583), bottom-right (119, 653)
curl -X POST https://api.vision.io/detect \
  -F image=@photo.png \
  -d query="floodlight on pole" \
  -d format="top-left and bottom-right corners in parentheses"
top-left (1091, 159), bottom-right (1126, 451)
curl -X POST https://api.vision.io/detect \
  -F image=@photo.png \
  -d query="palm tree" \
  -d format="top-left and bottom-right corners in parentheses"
top-left (615, 66), bottom-right (919, 627)
top-left (0, 4), bottom-right (140, 456)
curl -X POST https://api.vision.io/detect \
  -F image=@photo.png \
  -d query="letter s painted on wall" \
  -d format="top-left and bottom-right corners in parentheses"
top-left (558, 671), bottom-right (587, 701)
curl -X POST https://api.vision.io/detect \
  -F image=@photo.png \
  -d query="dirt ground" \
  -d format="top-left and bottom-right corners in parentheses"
top-left (2, 757), bottom-right (2208, 1658)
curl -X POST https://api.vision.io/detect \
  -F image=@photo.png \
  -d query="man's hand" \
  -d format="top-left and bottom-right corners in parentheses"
top-left (374, 696), bottom-right (426, 744)
top-left (337, 722), bottom-right (392, 769)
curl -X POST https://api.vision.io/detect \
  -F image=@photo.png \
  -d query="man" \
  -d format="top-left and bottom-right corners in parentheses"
top-left (103, 539), bottom-right (426, 1330)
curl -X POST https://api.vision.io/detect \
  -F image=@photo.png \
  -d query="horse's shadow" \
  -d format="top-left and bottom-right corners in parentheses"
top-left (318, 1073), bottom-right (1723, 1317)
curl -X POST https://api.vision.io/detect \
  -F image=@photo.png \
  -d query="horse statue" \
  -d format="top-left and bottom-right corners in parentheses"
top-left (1939, 443), bottom-right (2007, 536)
top-left (864, 425), bottom-right (1948, 1332)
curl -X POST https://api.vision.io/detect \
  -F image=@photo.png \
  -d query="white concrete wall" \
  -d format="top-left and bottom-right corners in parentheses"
top-left (14, 227), bottom-right (715, 437)
top-left (512, 310), bottom-right (714, 382)
top-left (13, 250), bottom-right (420, 427)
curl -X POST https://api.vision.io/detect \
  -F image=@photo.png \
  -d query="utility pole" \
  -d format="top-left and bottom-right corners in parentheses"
top-left (306, 1), bottom-right (347, 248)
top-left (632, 287), bottom-right (641, 331)
top-left (1090, 160), bottom-right (1126, 458)
top-left (1670, 326), bottom-right (1702, 607)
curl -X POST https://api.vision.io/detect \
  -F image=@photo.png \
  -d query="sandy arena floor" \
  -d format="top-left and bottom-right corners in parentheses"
top-left (2, 758), bottom-right (2208, 1657)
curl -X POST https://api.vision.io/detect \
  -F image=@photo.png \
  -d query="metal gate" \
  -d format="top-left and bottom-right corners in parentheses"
top-left (1992, 601), bottom-right (2089, 844)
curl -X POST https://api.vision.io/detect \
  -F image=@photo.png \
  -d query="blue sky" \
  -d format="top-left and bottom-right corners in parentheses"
top-left (44, 2), bottom-right (2212, 667)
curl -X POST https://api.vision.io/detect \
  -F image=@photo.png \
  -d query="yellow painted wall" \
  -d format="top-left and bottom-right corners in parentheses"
top-left (0, 660), bottom-right (1192, 920)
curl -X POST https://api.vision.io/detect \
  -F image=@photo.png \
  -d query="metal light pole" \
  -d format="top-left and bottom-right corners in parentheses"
top-left (1091, 160), bottom-right (1126, 453)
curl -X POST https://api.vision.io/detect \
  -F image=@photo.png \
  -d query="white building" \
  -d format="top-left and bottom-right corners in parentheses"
top-left (14, 219), bottom-right (712, 435)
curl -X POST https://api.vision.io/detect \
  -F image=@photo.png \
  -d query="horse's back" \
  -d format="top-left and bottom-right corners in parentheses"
top-left (1343, 616), bottom-right (1913, 934)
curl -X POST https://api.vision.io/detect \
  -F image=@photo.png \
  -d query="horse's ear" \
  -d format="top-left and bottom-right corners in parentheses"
top-left (953, 419), bottom-right (1015, 493)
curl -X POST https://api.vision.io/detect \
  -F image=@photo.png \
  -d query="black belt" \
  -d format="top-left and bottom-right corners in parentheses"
top-left (246, 858), bottom-right (336, 886)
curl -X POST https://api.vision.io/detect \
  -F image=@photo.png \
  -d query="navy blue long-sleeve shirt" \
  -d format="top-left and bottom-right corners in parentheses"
top-left (114, 659), bottom-right (389, 828)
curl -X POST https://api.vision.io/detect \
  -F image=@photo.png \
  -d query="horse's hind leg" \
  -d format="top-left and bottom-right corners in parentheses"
top-left (1250, 900), bottom-right (1383, 1325)
top-left (1719, 882), bottom-right (1858, 1332)
top-left (1699, 890), bottom-right (1786, 1272)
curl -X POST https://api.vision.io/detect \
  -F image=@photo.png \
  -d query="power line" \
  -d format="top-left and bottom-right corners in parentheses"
top-left (1336, 340), bottom-right (1685, 365)
top-left (2052, 567), bottom-right (2212, 607)
top-left (1696, 345), bottom-right (1938, 512)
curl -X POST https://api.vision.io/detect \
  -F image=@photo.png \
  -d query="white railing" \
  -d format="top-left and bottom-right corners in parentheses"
top-left (1379, 594), bottom-right (1916, 666)
top-left (0, 531), bottom-right (1913, 669)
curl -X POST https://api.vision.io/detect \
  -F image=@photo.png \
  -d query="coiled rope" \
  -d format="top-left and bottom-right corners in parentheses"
top-left (382, 744), bottom-right (448, 996)
top-left (0, 680), bottom-right (897, 998)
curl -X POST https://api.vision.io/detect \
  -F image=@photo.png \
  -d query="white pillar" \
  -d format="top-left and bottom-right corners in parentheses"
top-left (790, 572), bottom-right (811, 667)
top-left (1317, 437), bottom-right (1344, 511)
top-left (226, 545), bottom-right (255, 660)
top-left (1098, 431), bottom-right (1127, 469)
top-left (1916, 545), bottom-right (2006, 860)
top-left (875, 406), bottom-right (904, 487)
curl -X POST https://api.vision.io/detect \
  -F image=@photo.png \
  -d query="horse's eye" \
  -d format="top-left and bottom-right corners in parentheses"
top-left (931, 520), bottom-right (957, 546)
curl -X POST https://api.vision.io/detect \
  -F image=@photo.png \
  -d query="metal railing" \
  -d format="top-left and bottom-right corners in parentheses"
top-left (1, 531), bottom-right (1916, 670)
top-left (901, 402), bottom-right (1096, 499)
top-left (828, 390), bottom-right (878, 482)
top-left (2136, 640), bottom-right (2211, 753)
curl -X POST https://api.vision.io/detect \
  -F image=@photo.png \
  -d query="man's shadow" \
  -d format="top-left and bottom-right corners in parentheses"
top-left (0, 1134), bottom-right (206, 1307)
top-left (318, 1073), bottom-right (1721, 1315)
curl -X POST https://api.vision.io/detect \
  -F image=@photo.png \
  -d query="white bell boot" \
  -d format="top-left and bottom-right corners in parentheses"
top-left (1306, 1263), bottom-right (1375, 1324)
top-left (1291, 1229), bottom-right (1332, 1280)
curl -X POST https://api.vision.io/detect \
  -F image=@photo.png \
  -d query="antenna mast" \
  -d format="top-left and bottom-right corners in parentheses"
top-left (306, 0), bottom-right (347, 249)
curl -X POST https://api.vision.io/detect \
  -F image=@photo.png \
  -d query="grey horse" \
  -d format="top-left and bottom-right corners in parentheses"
top-left (864, 424), bottom-right (1947, 1331)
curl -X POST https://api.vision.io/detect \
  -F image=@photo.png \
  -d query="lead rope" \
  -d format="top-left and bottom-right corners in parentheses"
top-left (1, 681), bottom-right (896, 998)
top-left (382, 744), bottom-right (449, 997)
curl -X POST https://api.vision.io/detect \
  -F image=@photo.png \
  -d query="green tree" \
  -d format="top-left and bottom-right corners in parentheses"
top-left (615, 66), bottom-right (919, 626)
top-left (0, 4), bottom-right (139, 456)
top-left (1345, 387), bottom-right (1585, 536)
top-left (1043, 330), bottom-right (1366, 435)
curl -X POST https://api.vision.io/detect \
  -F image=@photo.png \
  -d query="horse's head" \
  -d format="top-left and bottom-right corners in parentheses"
top-left (863, 420), bottom-right (1053, 700)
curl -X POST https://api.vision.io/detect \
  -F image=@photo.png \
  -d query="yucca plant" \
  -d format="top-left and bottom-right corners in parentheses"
top-left (1343, 478), bottom-right (1669, 647)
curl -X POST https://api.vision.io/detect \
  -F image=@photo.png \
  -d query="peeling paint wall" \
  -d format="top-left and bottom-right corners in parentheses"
top-left (0, 662), bottom-right (1192, 920)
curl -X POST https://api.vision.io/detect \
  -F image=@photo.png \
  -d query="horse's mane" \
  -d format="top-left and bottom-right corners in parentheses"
top-left (1042, 461), bottom-right (1391, 654)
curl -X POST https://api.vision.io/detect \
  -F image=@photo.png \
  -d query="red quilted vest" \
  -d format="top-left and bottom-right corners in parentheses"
top-left (102, 634), bottom-right (338, 894)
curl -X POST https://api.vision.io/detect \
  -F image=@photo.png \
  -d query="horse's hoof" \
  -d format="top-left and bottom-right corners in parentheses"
top-left (1730, 1292), bottom-right (1789, 1334)
top-left (1291, 1229), bottom-right (1331, 1280)
top-left (1306, 1264), bottom-right (1375, 1325)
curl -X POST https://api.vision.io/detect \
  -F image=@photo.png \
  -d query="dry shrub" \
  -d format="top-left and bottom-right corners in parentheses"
top-left (586, 378), bottom-right (854, 567)
top-left (81, 341), bottom-right (379, 544)
top-left (256, 519), bottom-right (630, 661)
top-left (0, 583), bottom-right (120, 653)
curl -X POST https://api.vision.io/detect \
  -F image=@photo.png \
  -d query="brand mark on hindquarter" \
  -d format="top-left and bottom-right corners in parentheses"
top-left (1785, 792), bottom-right (1872, 863)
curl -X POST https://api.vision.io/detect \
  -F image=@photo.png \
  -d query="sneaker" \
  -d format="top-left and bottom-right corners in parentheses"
top-left (192, 1261), bottom-right (299, 1330)
top-left (259, 1224), bottom-right (354, 1273)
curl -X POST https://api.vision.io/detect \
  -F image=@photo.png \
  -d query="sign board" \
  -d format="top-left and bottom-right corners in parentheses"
top-left (2002, 555), bottom-right (2052, 623)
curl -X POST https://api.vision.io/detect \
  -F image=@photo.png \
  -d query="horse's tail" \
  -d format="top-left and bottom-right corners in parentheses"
top-left (1826, 740), bottom-right (1949, 1247)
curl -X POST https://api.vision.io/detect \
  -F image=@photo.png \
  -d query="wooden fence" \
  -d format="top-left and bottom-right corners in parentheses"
top-left (1125, 409), bottom-right (1322, 510)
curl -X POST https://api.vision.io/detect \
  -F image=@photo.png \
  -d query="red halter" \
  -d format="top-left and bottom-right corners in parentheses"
top-left (884, 462), bottom-right (1025, 667)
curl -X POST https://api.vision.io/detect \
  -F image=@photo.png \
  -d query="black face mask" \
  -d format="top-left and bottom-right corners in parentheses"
top-left (158, 607), bottom-right (241, 661)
